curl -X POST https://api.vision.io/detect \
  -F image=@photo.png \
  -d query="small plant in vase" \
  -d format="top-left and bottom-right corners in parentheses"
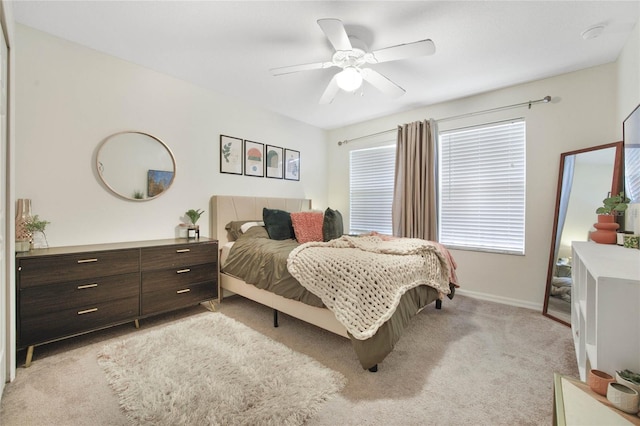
top-left (590, 192), bottom-right (630, 244)
top-left (185, 209), bottom-right (204, 239)
top-left (596, 192), bottom-right (630, 216)
top-left (24, 215), bottom-right (50, 249)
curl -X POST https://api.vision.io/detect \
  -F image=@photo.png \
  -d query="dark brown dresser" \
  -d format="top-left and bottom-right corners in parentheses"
top-left (16, 238), bottom-right (218, 367)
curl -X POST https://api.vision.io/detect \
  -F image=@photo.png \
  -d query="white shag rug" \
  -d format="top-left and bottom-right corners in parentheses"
top-left (97, 312), bottom-right (346, 425)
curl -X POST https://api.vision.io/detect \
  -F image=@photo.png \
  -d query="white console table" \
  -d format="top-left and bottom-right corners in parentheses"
top-left (571, 242), bottom-right (640, 381)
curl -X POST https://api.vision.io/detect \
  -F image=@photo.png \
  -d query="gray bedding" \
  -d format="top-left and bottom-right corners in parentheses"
top-left (221, 225), bottom-right (445, 370)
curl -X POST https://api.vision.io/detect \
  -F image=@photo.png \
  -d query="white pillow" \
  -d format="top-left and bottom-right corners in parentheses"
top-left (240, 221), bottom-right (265, 234)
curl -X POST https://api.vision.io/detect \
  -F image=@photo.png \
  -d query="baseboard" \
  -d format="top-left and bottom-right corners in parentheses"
top-left (456, 288), bottom-right (542, 312)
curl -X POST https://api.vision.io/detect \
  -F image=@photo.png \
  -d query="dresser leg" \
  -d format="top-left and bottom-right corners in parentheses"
top-left (134, 319), bottom-right (140, 329)
top-left (208, 300), bottom-right (217, 312)
top-left (24, 346), bottom-right (34, 368)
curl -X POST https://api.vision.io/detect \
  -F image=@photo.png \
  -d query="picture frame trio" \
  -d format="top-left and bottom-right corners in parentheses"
top-left (219, 135), bottom-right (300, 181)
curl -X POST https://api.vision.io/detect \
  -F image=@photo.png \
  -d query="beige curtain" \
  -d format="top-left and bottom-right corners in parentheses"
top-left (392, 119), bottom-right (438, 240)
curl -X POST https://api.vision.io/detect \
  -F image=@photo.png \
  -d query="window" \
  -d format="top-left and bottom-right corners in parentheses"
top-left (349, 145), bottom-right (396, 235)
top-left (439, 119), bottom-right (526, 254)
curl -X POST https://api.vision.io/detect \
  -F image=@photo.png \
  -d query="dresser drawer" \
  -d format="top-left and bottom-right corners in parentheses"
top-left (19, 295), bottom-right (139, 347)
top-left (20, 272), bottom-right (139, 318)
top-left (140, 242), bottom-right (217, 270)
top-left (18, 249), bottom-right (139, 288)
top-left (142, 262), bottom-right (216, 293)
top-left (142, 281), bottom-right (216, 315)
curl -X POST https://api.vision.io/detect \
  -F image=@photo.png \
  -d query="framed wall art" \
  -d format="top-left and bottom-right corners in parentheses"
top-left (244, 140), bottom-right (264, 177)
top-left (220, 135), bottom-right (243, 175)
top-left (284, 149), bottom-right (300, 181)
top-left (265, 145), bottom-right (284, 179)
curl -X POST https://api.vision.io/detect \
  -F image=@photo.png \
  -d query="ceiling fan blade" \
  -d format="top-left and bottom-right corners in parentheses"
top-left (319, 74), bottom-right (340, 104)
top-left (317, 18), bottom-right (352, 51)
top-left (369, 39), bottom-right (435, 64)
top-left (270, 61), bottom-right (334, 76)
top-left (360, 68), bottom-right (405, 98)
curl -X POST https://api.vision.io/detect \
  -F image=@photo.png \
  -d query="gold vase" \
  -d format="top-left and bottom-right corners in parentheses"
top-left (15, 198), bottom-right (32, 252)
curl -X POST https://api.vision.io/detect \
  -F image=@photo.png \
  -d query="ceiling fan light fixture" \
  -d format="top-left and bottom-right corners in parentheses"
top-left (336, 67), bottom-right (363, 92)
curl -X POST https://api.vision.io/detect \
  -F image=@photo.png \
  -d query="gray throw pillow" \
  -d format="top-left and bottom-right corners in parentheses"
top-left (323, 208), bottom-right (343, 241)
top-left (225, 220), bottom-right (257, 241)
top-left (262, 208), bottom-right (295, 240)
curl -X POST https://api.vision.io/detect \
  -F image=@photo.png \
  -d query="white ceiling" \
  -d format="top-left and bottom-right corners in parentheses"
top-left (11, 1), bottom-right (640, 130)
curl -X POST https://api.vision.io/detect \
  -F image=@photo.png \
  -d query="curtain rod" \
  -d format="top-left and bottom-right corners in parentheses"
top-left (337, 95), bottom-right (552, 145)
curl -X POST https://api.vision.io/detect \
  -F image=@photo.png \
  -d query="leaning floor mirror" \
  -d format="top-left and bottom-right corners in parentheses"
top-left (542, 141), bottom-right (623, 325)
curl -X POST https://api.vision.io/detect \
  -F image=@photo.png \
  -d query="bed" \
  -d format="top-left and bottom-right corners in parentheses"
top-left (210, 195), bottom-right (456, 371)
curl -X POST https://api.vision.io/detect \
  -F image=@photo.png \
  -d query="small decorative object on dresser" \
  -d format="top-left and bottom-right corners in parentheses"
top-left (590, 192), bottom-right (630, 244)
top-left (15, 198), bottom-right (32, 252)
top-left (24, 215), bottom-right (50, 249)
top-left (185, 208), bottom-right (204, 239)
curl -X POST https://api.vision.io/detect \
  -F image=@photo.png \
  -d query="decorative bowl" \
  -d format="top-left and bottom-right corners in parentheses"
top-left (616, 371), bottom-right (640, 394)
top-left (588, 369), bottom-right (615, 396)
top-left (607, 382), bottom-right (640, 414)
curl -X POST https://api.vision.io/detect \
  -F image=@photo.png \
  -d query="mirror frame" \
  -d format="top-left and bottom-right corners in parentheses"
top-left (542, 141), bottom-right (624, 326)
top-left (96, 131), bottom-right (177, 201)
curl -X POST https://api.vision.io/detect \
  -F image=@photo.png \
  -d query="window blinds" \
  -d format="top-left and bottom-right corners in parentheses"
top-left (349, 145), bottom-right (396, 235)
top-left (439, 119), bottom-right (526, 254)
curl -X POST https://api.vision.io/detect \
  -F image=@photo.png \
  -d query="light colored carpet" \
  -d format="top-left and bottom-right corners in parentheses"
top-left (0, 294), bottom-right (578, 425)
top-left (97, 312), bottom-right (346, 425)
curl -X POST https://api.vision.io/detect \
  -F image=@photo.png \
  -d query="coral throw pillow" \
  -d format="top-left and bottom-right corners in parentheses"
top-left (290, 211), bottom-right (324, 243)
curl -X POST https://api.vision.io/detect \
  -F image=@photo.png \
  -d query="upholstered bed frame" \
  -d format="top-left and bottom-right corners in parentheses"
top-left (209, 195), bottom-right (349, 338)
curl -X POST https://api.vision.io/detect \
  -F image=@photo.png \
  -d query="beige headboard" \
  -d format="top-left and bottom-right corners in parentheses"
top-left (209, 195), bottom-right (311, 245)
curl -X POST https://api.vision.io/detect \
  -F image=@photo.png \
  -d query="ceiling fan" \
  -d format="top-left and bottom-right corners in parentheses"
top-left (269, 18), bottom-right (436, 104)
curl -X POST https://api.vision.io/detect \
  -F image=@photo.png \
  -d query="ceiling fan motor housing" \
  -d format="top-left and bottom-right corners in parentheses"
top-left (332, 37), bottom-right (372, 69)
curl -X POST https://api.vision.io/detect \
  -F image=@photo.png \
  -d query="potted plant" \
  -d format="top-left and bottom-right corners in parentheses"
top-left (595, 192), bottom-right (630, 215)
top-left (24, 215), bottom-right (50, 249)
top-left (185, 209), bottom-right (204, 239)
top-left (591, 192), bottom-right (630, 244)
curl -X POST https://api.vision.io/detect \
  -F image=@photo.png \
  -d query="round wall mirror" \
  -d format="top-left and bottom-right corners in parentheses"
top-left (96, 131), bottom-right (176, 201)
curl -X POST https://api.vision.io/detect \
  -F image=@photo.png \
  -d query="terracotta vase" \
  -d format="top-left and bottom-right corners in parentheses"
top-left (588, 369), bottom-right (615, 396)
top-left (590, 214), bottom-right (619, 244)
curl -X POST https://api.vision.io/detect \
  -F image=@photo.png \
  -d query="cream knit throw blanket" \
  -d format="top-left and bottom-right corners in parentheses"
top-left (287, 235), bottom-right (451, 340)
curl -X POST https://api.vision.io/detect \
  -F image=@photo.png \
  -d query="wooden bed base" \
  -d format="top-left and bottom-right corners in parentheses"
top-left (210, 195), bottom-right (349, 339)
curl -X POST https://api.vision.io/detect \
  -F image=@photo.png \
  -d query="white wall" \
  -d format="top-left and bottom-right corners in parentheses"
top-left (327, 63), bottom-right (620, 309)
top-left (15, 25), bottom-right (328, 247)
top-left (617, 21), bottom-right (640, 124)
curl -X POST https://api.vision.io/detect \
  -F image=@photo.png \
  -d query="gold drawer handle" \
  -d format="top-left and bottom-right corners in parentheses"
top-left (77, 283), bottom-right (98, 290)
top-left (176, 249), bottom-right (190, 253)
top-left (77, 258), bottom-right (98, 264)
top-left (176, 268), bottom-right (191, 274)
top-left (176, 289), bottom-right (191, 294)
top-left (78, 308), bottom-right (98, 315)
